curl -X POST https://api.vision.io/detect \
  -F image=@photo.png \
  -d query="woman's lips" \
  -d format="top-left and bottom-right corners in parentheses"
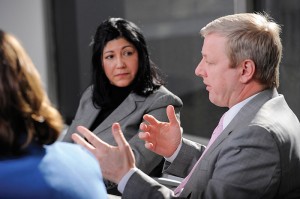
top-left (115, 73), bottom-right (129, 77)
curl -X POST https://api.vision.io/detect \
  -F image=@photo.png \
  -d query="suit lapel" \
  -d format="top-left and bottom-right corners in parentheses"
top-left (202, 89), bottom-right (277, 158)
top-left (180, 89), bottom-right (279, 198)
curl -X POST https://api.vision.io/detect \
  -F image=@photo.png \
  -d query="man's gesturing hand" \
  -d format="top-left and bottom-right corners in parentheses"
top-left (72, 123), bottom-right (136, 184)
top-left (139, 105), bottom-right (182, 158)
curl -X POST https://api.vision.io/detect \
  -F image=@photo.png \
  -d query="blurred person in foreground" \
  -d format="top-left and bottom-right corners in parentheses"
top-left (0, 30), bottom-right (107, 199)
top-left (73, 13), bottom-right (300, 199)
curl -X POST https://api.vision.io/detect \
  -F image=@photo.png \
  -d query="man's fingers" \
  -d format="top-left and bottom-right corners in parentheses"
top-left (72, 133), bottom-right (95, 153)
top-left (76, 125), bottom-right (108, 148)
top-left (143, 105), bottom-right (178, 126)
top-left (143, 114), bottom-right (159, 125)
top-left (166, 105), bottom-right (178, 125)
top-left (112, 123), bottom-right (128, 148)
top-left (139, 122), bottom-right (148, 132)
top-left (138, 131), bottom-right (150, 141)
top-left (145, 142), bottom-right (154, 150)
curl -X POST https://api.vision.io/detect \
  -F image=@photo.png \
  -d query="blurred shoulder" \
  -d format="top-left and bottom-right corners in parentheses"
top-left (44, 142), bottom-right (97, 165)
top-left (42, 142), bottom-right (107, 198)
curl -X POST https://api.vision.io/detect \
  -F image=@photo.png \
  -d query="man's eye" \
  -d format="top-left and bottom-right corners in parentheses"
top-left (206, 60), bottom-right (213, 64)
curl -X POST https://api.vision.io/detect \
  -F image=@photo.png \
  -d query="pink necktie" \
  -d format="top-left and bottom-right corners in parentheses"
top-left (174, 114), bottom-right (225, 196)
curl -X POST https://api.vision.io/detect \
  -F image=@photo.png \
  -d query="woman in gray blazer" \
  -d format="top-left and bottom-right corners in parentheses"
top-left (62, 18), bottom-right (183, 194)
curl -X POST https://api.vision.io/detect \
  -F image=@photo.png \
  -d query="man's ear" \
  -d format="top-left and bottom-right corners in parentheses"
top-left (240, 59), bottom-right (255, 83)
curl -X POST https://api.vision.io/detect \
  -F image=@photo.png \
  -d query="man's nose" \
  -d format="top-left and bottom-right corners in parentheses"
top-left (195, 59), bottom-right (205, 78)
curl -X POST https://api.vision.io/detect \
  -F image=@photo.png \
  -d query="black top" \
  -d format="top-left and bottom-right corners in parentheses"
top-left (89, 84), bottom-right (133, 131)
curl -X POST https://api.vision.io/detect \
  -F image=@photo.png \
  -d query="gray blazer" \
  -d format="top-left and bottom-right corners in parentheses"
top-left (63, 85), bottom-right (183, 175)
top-left (123, 88), bottom-right (300, 199)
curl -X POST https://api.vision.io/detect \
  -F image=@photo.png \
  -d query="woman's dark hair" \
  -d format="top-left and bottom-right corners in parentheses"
top-left (91, 17), bottom-right (165, 107)
top-left (0, 30), bottom-right (63, 157)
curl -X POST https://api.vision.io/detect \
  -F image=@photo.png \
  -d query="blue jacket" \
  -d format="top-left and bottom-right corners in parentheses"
top-left (0, 142), bottom-right (107, 199)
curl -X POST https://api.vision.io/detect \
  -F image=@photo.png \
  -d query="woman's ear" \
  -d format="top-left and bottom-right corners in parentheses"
top-left (240, 59), bottom-right (255, 83)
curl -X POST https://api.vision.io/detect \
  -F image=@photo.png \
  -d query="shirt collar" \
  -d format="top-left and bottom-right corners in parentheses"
top-left (223, 93), bottom-right (260, 129)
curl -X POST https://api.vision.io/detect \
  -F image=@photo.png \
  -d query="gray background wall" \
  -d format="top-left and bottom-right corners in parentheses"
top-left (0, 0), bottom-right (58, 104)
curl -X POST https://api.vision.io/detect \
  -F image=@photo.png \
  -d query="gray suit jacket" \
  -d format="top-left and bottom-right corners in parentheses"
top-left (63, 85), bottom-right (183, 175)
top-left (123, 88), bottom-right (300, 199)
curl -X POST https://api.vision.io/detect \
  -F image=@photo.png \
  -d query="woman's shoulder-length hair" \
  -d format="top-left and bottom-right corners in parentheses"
top-left (91, 18), bottom-right (165, 107)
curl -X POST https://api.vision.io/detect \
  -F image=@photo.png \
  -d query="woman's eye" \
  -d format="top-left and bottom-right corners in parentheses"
top-left (124, 51), bottom-right (133, 56)
top-left (105, 55), bottom-right (114, 60)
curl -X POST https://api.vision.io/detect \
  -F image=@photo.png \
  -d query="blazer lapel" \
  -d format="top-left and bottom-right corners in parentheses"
top-left (94, 93), bottom-right (145, 134)
top-left (80, 98), bottom-right (101, 129)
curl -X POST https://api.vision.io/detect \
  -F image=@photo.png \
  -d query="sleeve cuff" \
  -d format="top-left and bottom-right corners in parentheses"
top-left (165, 139), bottom-right (182, 162)
top-left (117, 167), bottom-right (139, 193)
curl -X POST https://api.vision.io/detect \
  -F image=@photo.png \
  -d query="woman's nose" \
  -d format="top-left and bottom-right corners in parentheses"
top-left (116, 57), bottom-right (125, 68)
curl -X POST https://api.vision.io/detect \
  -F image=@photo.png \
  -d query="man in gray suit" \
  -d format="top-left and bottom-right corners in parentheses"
top-left (72, 13), bottom-right (300, 199)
